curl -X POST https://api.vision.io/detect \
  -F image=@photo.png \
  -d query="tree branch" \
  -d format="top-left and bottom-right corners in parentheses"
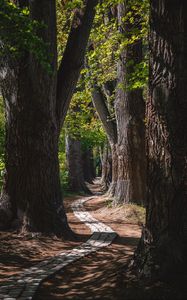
top-left (91, 85), bottom-right (117, 145)
top-left (56, 0), bottom-right (98, 130)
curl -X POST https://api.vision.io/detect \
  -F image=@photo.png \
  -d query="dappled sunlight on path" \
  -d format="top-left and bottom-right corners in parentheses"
top-left (34, 181), bottom-right (142, 300)
top-left (0, 179), bottom-right (142, 299)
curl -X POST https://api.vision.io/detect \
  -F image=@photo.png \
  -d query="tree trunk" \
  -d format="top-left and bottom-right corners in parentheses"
top-left (134, 0), bottom-right (187, 280)
top-left (107, 143), bottom-right (118, 197)
top-left (100, 142), bottom-right (112, 191)
top-left (114, 1), bottom-right (146, 205)
top-left (0, 0), bottom-right (97, 235)
top-left (66, 136), bottom-right (91, 194)
top-left (90, 2), bottom-right (146, 205)
top-left (56, 0), bottom-right (98, 129)
top-left (82, 146), bottom-right (95, 184)
top-left (0, 0), bottom-right (70, 236)
top-left (90, 85), bottom-right (118, 195)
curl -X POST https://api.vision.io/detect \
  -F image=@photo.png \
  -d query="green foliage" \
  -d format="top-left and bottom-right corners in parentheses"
top-left (87, 0), bottom-right (149, 91)
top-left (56, 0), bottom-right (71, 60)
top-left (57, 1), bottom-right (149, 190)
top-left (59, 151), bottom-right (69, 191)
top-left (64, 86), bottom-right (106, 148)
top-left (0, 0), bottom-right (51, 70)
top-left (120, 0), bottom-right (149, 90)
top-left (58, 130), bottom-right (69, 191)
top-left (56, 0), bottom-right (84, 62)
top-left (0, 0), bottom-right (150, 191)
top-left (127, 60), bottom-right (149, 90)
top-left (63, 0), bottom-right (83, 10)
top-left (0, 159), bottom-right (5, 189)
top-left (87, 1), bottom-right (118, 86)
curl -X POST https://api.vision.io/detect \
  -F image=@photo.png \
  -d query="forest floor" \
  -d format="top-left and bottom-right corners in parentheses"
top-left (0, 180), bottom-right (187, 299)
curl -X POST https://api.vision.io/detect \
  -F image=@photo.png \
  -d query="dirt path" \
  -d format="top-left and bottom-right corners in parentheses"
top-left (33, 182), bottom-right (142, 300)
top-left (1, 181), bottom-right (185, 299)
top-left (0, 180), bottom-right (142, 299)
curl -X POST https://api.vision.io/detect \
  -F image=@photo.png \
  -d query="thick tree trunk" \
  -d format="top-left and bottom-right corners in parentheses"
top-left (134, 0), bottom-right (187, 280)
top-left (113, 2), bottom-right (146, 205)
top-left (100, 143), bottom-right (112, 191)
top-left (66, 136), bottom-right (91, 194)
top-left (90, 2), bottom-right (146, 205)
top-left (0, 0), bottom-right (70, 236)
top-left (0, 0), bottom-right (98, 235)
top-left (82, 146), bottom-right (95, 184)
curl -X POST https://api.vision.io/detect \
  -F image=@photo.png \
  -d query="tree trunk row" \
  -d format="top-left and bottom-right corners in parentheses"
top-left (91, 1), bottom-right (146, 206)
top-left (0, 0), bottom-right (98, 236)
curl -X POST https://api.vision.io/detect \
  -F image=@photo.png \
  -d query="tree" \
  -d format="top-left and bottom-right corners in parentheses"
top-left (64, 80), bottom-right (105, 193)
top-left (134, 0), bottom-right (187, 280)
top-left (89, 0), bottom-right (147, 205)
top-left (82, 145), bottom-right (95, 184)
top-left (113, 0), bottom-right (146, 205)
top-left (91, 84), bottom-right (118, 193)
top-left (100, 141), bottom-right (112, 190)
top-left (66, 134), bottom-right (90, 194)
top-left (0, 0), bottom-right (98, 236)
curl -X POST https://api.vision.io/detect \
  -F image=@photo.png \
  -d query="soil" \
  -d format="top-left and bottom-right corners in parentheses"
top-left (0, 181), bottom-right (187, 299)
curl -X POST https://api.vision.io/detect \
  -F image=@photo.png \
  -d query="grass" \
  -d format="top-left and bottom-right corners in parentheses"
top-left (104, 197), bottom-right (146, 226)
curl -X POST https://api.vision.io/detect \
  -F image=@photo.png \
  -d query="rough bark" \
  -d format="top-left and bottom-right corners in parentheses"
top-left (0, 0), bottom-right (98, 235)
top-left (114, 1), bottom-right (146, 205)
top-left (107, 143), bottom-right (118, 197)
top-left (66, 136), bottom-right (91, 194)
top-left (0, 0), bottom-right (70, 236)
top-left (134, 0), bottom-right (187, 280)
top-left (100, 142), bottom-right (112, 191)
top-left (90, 2), bottom-right (146, 205)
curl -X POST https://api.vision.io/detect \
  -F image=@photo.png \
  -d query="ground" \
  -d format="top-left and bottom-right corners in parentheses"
top-left (0, 181), bottom-right (187, 299)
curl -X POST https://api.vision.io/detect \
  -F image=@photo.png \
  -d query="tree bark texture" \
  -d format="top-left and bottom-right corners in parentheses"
top-left (0, 0), bottom-right (70, 236)
top-left (100, 142), bottom-right (112, 191)
top-left (0, 0), bottom-right (97, 235)
top-left (107, 143), bottom-right (118, 197)
top-left (134, 0), bottom-right (187, 280)
top-left (66, 136), bottom-right (91, 194)
top-left (114, 1), bottom-right (146, 205)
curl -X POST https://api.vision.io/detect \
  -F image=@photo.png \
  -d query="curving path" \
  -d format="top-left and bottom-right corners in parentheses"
top-left (0, 196), bottom-right (117, 300)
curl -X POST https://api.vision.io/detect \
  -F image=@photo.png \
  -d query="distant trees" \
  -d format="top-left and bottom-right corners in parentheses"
top-left (135, 0), bottom-right (187, 279)
top-left (0, 0), bottom-right (98, 236)
top-left (82, 146), bottom-right (95, 184)
top-left (100, 142), bottom-right (112, 191)
top-left (64, 83), bottom-right (105, 194)
top-left (66, 135), bottom-right (90, 194)
top-left (91, 84), bottom-right (118, 193)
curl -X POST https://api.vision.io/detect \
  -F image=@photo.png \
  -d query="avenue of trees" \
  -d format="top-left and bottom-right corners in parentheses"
top-left (0, 0), bottom-right (186, 281)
